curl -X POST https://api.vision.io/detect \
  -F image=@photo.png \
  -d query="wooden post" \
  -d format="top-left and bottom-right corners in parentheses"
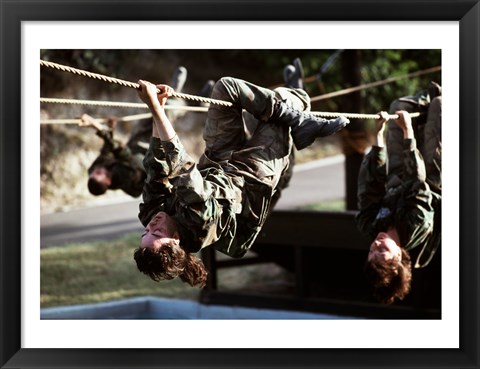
top-left (201, 248), bottom-right (217, 291)
top-left (341, 50), bottom-right (367, 211)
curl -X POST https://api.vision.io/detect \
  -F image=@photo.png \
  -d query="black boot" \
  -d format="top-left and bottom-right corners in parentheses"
top-left (270, 100), bottom-right (350, 150)
top-left (170, 66), bottom-right (187, 93)
top-left (199, 80), bottom-right (215, 98)
top-left (283, 58), bottom-right (304, 89)
top-left (190, 80), bottom-right (215, 107)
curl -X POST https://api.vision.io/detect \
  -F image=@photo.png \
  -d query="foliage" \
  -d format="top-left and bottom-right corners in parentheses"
top-left (359, 49), bottom-right (441, 113)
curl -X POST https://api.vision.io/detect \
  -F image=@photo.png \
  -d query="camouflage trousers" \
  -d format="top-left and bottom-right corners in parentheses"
top-left (201, 77), bottom-right (310, 197)
top-left (386, 96), bottom-right (442, 194)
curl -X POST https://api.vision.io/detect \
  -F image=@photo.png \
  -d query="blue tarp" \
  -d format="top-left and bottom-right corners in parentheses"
top-left (41, 296), bottom-right (355, 320)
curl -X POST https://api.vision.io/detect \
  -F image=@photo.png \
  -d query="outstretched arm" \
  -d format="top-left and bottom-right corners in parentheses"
top-left (373, 111), bottom-right (389, 147)
top-left (393, 110), bottom-right (415, 140)
top-left (137, 80), bottom-right (176, 141)
top-left (355, 112), bottom-right (388, 237)
top-left (391, 110), bottom-right (434, 251)
top-left (80, 114), bottom-right (125, 156)
top-left (392, 110), bottom-right (425, 184)
top-left (80, 113), bottom-right (134, 159)
top-left (79, 114), bottom-right (106, 132)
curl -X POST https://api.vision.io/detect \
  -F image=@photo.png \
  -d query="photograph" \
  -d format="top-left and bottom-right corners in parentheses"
top-left (1, 1), bottom-right (479, 368)
top-left (38, 48), bottom-right (443, 321)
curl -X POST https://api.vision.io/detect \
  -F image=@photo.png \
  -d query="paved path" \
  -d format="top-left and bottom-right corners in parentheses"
top-left (40, 156), bottom-right (345, 247)
top-left (275, 155), bottom-right (345, 210)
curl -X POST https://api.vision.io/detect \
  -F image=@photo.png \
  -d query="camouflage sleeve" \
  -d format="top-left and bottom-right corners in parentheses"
top-left (355, 146), bottom-right (387, 237)
top-left (112, 145), bottom-right (135, 163)
top-left (87, 129), bottom-right (118, 174)
top-left (401, 138), bottom-right (432, 208)
top-left (161, 136), bottom-right (230, 249)
top-left (95, 128), bottom-right (136, 165)
top-left (139, 136), bottom-right (230, 249)
top-left (398, 138), bottom-right (435, 249)
top-left (138, 137), bottom-right (173, 226)
top-left (96, 129), bottom-right (117, 154)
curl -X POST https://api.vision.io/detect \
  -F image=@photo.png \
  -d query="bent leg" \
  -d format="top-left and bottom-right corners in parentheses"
top-left (203, 77), bottom-right (277, 161)
top-left (166, 66), bottom-right (188, 123)
top-left (236, 86), bottom-right (308, 189)
top-left (273, 86), bottom-right (310, 113)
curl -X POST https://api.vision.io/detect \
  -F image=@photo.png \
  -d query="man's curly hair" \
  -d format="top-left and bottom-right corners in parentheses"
top-left (133, 239), bottom-right (208, 288)
top-left (364, 248), bottom-right (412, 304)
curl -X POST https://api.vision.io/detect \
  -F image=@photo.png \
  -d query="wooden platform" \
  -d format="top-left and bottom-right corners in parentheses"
top-left (200, 210), bottom-right (441, 319)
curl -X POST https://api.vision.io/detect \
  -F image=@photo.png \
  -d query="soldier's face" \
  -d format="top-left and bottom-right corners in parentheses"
top-left (368, 232), bottom-right (402, 265)
top-left (141, 211), bottom-right (179, 250)
top-left (90, 167), bottom-right (112, 187)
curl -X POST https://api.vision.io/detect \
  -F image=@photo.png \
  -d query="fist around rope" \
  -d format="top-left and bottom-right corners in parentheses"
top-left (137, 80), bottom-right (174, 110)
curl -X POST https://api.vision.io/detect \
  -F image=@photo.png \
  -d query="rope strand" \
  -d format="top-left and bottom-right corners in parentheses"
top-left (40, 97), bottom-right (420, 124)
top-left (40, 60), bottom-right (233, 107)
top-left (40, 112), bottom-right (153, 125)
top-left (40, 97), bottom-right (209, 112)
top-left (311, 111), bottom-right (421, 120)
top-left (310, 66), bottom-right (441, 102)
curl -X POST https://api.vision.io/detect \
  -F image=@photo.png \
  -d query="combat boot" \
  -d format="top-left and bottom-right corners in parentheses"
top-left (283, 57), bottom-right (304, 89)
top-left (270, 100), bottom-right (350, 150)
top-left (191, 80), bottom-right (215, 107)
top-left (199, 80), bottom-right (215, 98)
top-left (170, 66), bottom-right (187, 93)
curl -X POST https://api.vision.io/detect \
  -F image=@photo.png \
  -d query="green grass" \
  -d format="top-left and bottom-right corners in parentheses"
top-left (40, 202), bottom-right (344, 309)
top-left (300, 198), bottom-right (346, 212)
top-left (40, 233), bottom-right (200, 308)
top-left (41, 232), bottom-right (293, 309)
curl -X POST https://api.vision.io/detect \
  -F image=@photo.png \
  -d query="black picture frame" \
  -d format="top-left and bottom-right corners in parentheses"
top-left (1, 1), bottom-right (479, 368)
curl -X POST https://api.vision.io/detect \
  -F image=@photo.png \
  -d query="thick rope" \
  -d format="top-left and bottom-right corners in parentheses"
top-left (41, 118), bottom-right (97, 125)
top-left (40, 60), bottom-right (233, 107)
top-left (40, 97), bottom-right (209, 112)
top-left (270, 62), bottom-right (439, 92)
top-left (41, 112), bottom-right (153, 125)
top-left (310, 66), bottom-right (441, 102)
top-left (40, 97), bottom-right (420, 123)
top-left (117, 113), bottom-right (152, 122)
top-left (311, 111), bottom-right (421, 120)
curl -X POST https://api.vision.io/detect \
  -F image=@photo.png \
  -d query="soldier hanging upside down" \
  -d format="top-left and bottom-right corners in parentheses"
top-left (80, 114), bottom-right (147, 197)
top-left (80, 66), bottom-right (214, 198)
top-left (133, 77), bottom-right (350, 287)
top-left (356, 84), bottom-right (441, 304)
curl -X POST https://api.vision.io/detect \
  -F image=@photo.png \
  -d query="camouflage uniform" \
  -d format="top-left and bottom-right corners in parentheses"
top-left (356, 84), bottom-right (442, 268)
top-left (386, 82), bottom-right (442, 193)
top-left (88, 66), bottom-right (190, 199)
top-left (89, 93), bottom-right (207, 199)
top-left (88, 128), bottom-right (146, 197)
top-left (139, 77), bottom-right (310, 258)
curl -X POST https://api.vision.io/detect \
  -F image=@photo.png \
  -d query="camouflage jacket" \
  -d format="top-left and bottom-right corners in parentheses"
top-left (139, 136), bottom-right (274, 258)
top-left (89, 129), bottom-right (145, 197)
top-left (356, 139), bottom-right (440, 268)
